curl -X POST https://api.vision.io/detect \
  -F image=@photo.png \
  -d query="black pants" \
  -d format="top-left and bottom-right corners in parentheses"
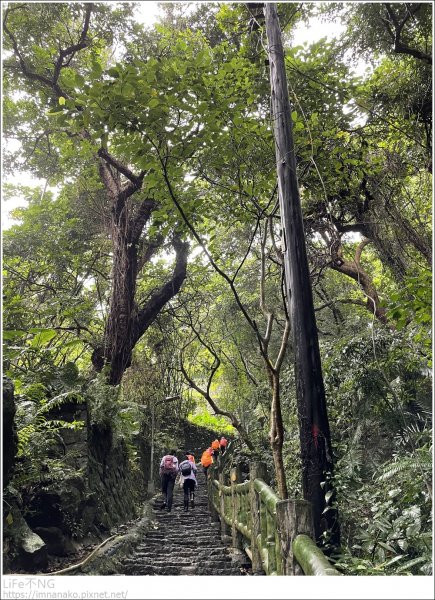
top-left (183, 479), bottom-right (195, 509)
top-left (161, 474), bottom-right (176, 511)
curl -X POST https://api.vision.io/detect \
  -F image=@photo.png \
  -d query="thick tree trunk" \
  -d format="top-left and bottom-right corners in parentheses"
top-left (103, 210), bottom-right (138, 385)
top-left (93, 237), bottom-right (189, 386)
top-left (264, 3), bottom-right (339, 545)
top-left (91, 158), bottom-right (190, 386)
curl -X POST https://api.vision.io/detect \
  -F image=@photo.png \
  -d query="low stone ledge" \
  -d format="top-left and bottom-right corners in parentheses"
top-left (51, 502), bottom-right (155, 576)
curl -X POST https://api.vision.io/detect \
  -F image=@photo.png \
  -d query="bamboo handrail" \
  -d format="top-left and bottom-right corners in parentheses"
top-left (207, 450), bottom-right (340, 576)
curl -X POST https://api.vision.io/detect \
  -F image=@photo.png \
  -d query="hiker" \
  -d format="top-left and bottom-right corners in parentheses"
top-left (200, 447), bottom-right (213, 479)
top-left (159, 449), bottom-right (178, 512)
top-left (179, 453), bottom-right (197, 511)
top-left (211, 438), bottom-right (220, 455)
top-left (219, 435), bottom-right (228, 454)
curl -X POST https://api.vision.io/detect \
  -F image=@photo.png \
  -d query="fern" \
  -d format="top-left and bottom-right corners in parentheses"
top-left (377, 454), bottom-right (432, 482)
top-left (17, 423), bottom-right (37, 456)
top-left (39, 390), bottom-right (84, 414)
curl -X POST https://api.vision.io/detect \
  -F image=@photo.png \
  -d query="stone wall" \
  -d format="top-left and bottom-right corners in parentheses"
top-left (87, 422), bottom-right (139, 531)
top-left (3, 379), bottom-right (49, 572)
top-left (3, 377), bottom-right (18, 488)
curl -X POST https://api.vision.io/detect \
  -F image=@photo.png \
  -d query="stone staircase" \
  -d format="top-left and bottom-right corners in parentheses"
top-left (118, 470), bottom-right (249, 575)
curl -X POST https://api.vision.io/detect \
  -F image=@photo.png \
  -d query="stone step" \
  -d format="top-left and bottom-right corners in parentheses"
top-left (143, 541), bottom-right (226, 548)
top-left (124, 564), bottom-right (240, 576)
top-left (149, 521), bottom-right (217, 529)
top-left (123, 558), bottom-right (233, 570)
top-left (147, 531), bottom-right (222, 540)
top-left (134, 549), bottom-right (230, 558)
top-left (135, 542), bottom-right (229, 557)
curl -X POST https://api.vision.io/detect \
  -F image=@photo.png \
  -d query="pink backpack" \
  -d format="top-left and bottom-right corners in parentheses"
top-left (162, 455), bottom-right (176, 474)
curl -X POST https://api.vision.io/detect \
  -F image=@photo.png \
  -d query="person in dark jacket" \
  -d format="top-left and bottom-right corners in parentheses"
top-left (159, 450), bottom-right (178, 512)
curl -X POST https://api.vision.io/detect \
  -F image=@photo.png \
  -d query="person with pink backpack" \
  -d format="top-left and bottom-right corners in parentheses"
top-left (159, 449), bottom-right (178, 512)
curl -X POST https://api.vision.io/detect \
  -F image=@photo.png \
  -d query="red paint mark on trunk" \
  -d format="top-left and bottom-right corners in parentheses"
top-left (312, 423), bottom-right (319, 449)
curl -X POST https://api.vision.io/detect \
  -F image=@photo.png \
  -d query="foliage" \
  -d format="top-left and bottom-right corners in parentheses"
top-left (323, 323), bottom-right (432, 575)
top-left (2, 1), bottom-right (431, 574)
top-left (187, 410), bottom-right (235, 436)
top-left (387, 270), bottom-right (432, 366)
top-left (332, 425), bottom-right (432, 575)
top-left (13, 385), bottom-right (85, 489)
top-left (87, 372), bottom-right (120, 428)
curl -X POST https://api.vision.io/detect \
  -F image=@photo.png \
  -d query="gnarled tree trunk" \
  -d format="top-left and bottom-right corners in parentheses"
top-left (91, 152), bottom-right (189, 385)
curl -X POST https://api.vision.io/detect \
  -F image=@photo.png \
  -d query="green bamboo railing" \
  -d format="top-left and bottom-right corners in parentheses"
top-left (207, 450), bottom-right (340, 576)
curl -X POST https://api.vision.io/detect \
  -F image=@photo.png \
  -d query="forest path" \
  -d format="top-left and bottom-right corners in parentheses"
top-left (117, 470), bottom-right (249, 575)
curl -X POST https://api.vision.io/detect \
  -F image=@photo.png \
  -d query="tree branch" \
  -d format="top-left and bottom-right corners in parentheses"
top-left (133, 236), bottom-right (189, 343)
top-left (383, 3), bottom-right (432, 64)
top-left (97, 148), bottom-right (145, 188)
top-left (180, 349), bottom-right (254, 450)
top-left (131, 198), bottom-right (157, 244)
top-left (314, 298), bottom-right (367, 312)
top-left (158, 152), bottom-right (259, 336)
top-left (3, 10), bottom-right (64, 96)
top-left (52, 4), bottom-right (94, 82)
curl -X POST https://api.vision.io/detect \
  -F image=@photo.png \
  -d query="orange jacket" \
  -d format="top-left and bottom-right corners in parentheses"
top-left (211, 439), bottom-right (220, 450)
top-left (201, 449), bottom-right (213, 467)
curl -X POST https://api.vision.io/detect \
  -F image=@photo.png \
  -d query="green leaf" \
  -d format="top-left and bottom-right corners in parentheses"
top-left (83, 110), bottom-right (90, 128)
top-left (396, 556), bottom-right (427, 572)
top-left (324, 490), bottom-right (333, 504)
top-left (63, 340), bottom-right (83, 349)
top-left (74, 73), bottom-right (85, 87)
top-left (30, 329), bottom-right (57, 347)
top-left (3, 330), bottom-right (26, 340)
top-left (92, 62), bottom-right (103, 78)
top-left (383, 555), bottom-right (404, 567)
top-left (58, 96), bottom-right (66, 106)
top-left (377, 541), bottom-right (396, 554)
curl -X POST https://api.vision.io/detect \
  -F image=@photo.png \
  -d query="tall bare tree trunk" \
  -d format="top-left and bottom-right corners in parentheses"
top-left (264, 3), bottom-right (339, 545)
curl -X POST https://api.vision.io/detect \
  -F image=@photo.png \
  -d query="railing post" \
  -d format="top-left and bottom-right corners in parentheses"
top-left (276, 499), bottom-right (314, 575)
top-left (219, 470), bottom-right (231, 541)
top-left (249, 462), bottom-right (268, 574)
top-left (230, 466), bottom-right (244, 551)
top-left (207, 465), bottom-right (219, 522)
top-left (266, 502), bottom-right (277, 575)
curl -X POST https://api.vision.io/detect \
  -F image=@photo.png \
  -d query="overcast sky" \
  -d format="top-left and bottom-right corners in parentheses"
top-left (134, 1), bottom-right (348, 47)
